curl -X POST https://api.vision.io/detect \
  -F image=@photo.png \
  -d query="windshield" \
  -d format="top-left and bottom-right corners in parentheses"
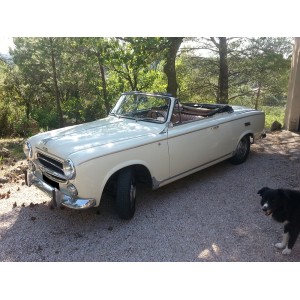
top-left (110, 93), bottom-right (171, 123)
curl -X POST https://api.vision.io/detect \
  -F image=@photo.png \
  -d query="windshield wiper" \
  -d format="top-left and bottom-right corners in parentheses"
top-left (109, 112), bottom-right (120, 118)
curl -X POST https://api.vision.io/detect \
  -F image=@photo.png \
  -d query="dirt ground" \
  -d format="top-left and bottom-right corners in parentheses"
top-left (0, 131), bottom-right (300, 262)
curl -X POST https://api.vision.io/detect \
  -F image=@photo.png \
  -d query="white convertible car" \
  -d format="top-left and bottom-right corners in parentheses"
top-left (24, 92), bottom-right (265, 219)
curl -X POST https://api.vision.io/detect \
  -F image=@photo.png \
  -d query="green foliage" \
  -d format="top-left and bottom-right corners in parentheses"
top-left (0, 100), bottom-right (38, 137)
top-left (0, 37), bottom-right (294, 136)
top-left (31, 106), bottom-right (59, 130)
top-left (177, 37), bottom-right (292, 108)
top-left (262, 105), bottom-right (285, 130)
top-left (0, 102), bottom-right (10, 137)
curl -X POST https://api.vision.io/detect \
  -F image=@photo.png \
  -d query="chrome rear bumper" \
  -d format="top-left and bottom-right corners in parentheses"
top-left (25, 170), bottom-right (96, 209)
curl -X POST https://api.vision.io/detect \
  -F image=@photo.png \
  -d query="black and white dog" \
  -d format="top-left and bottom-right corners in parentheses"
top-left (258, 187), bottom-right (300, 255)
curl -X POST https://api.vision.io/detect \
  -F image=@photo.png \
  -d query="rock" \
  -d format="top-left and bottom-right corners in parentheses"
top-left (0, 148), bottom-right (10, 158)
top-left (13, 167), bottom-right (24, 176)
top-left (0, 177), bottom-right (9, 184)
top-left (270, 121), bottom-right (282, 132)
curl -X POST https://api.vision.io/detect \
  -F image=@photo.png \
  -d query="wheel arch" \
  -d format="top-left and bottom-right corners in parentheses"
top-left (230, 132), bottom-right (252, 165)
top-left (236, 131), bottom-right (254, 148)
top-left (103, 161), bottom-right (153, 193)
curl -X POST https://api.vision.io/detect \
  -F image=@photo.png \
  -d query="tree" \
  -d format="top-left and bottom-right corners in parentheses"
top-left (210, 37), bottom-right (229, 103)
top-left (109, 38), bottom-right (165, 92)
top-left (116, 37), bottom-right (184, 97)
top-left (75, 37), bottom-right (115, 115)
top-left (49, 37), bottom-right (64, 126)
top-left (242, 37), bottom-right (293, 109)
top-left (177, 37), bottom-right (292, 107)
top-left (11, 38), bottom-right (66, 127)
top-left (163, 38), bottom-right (184, 97)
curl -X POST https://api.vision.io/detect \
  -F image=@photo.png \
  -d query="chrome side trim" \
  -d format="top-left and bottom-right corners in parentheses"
top-left (152, 152), bottom-right (232, 189)
top-left (77, 137), bottom-right (168, 166)
top-left (167, 114), bottom-right (263, 141)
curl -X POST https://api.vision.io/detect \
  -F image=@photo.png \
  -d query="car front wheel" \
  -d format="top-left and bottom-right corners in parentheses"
top-left (116, 167), bottom-right (136, 219)
top-left (230, 135), bottom-right (250, 165)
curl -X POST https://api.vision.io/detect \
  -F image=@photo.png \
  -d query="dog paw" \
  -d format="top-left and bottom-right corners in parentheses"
top-left (275, 242), bottom-right (285, 249)
top-left (282, 248), bottom-right (292, 255)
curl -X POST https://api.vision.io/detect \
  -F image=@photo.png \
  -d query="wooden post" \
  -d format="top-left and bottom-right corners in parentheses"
top-left (285, 37), bottom-right (300, 131)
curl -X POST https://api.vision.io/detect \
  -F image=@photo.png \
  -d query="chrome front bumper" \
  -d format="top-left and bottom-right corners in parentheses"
top-left (25, 170), bottom-right (96, 209)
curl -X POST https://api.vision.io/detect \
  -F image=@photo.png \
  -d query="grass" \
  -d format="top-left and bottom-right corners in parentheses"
top-left (260, 105), bottom-right (285, 130)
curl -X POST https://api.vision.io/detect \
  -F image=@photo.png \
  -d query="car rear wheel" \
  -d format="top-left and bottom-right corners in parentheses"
top-left (116, 167), bottom-right (136, 219)
top-left (230, 135), bottom-right (250, 165)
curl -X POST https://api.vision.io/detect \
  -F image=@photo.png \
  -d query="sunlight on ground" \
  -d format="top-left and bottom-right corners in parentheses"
top-left (198, 243), bottom-right (220, 259)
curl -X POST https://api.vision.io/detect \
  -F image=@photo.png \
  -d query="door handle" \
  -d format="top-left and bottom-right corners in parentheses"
top-left (212, 125), bottom-right (219, 130)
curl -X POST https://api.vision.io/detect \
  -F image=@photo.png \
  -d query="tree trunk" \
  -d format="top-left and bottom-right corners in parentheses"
top-left (25, 101), bottom-right (30, 120)
top-left (255, 82), bottom-right (262, 110)
top-left (49, 38), bottom-right (64, 127)
top-left (218, 37), bottom-right (229, 104)
top-left (96, 53), bottom-right (110, 115)
top-left (163, 38), bottom-right (183, 97)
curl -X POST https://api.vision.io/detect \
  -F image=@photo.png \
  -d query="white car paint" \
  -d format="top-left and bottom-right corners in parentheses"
top-left (24, 92), bottom-right (265, 213)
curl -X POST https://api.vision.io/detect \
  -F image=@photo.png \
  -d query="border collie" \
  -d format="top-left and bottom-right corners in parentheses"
top-left (258, 187), bottom-right (300, 255)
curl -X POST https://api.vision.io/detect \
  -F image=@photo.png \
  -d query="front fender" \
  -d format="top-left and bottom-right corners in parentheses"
top-left (73, 156), bottom-right (160, 207)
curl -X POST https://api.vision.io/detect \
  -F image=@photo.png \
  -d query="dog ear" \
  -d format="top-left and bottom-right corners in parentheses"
top-left (257, 187), bottom-right (269, 196)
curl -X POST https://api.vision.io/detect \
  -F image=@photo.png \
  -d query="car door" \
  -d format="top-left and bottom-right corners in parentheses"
top-left (167, 115), bottom-right (233, 178)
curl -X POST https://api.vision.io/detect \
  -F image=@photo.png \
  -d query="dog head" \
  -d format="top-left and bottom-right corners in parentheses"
top-left (257, 187), bottom-right (285, 216)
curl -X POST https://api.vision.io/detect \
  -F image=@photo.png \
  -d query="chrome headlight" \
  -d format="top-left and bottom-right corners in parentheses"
top-left (63, 159), bottom-right (76, 180)
top-left (23, 141), bottom-right (33, 160)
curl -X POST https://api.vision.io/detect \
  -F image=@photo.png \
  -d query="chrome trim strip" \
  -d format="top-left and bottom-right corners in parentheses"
top-left (153, 152), bottom-right (232, 189)
top-left (44, 171), bottom-right (67, 183)
top-left (34, 160), bottom-right (67, 181)
top-left (38, 156), bottom-right (62, 170)
top-left (77, 137), bottom-right (168, 166)
top-left (25, 170), bottom-right (96, 209)
top-left (35, 149), bottom-right (63, 163)
top-left (35, 150), bottom-right (64, 164)
top-left (167, 113), bottom-right (264, 140)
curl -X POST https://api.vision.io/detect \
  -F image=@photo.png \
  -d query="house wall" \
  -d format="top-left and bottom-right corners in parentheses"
top-left (285, 37), bottom-right (300, 131)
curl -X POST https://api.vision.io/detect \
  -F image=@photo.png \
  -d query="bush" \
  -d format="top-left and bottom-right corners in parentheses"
top-left (31, 107), bottom-right (60, 130)
top-left (0, 103), bottom-right (11, 137)
top-left (261, 105), bottom-right (285, 130)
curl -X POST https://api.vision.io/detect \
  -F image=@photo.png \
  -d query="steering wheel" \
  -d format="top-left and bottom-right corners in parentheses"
top-left (150, 111), bottom-right (165, 119)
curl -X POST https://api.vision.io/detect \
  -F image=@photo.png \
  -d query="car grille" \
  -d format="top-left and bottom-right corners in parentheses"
top-left (36, 152), bottom-right (66, 182)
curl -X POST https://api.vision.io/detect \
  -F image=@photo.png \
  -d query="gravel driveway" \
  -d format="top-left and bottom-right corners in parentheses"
top-left (0, 130), bottom-right (300, 262)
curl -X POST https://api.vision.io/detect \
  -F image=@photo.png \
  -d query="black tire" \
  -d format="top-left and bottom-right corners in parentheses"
top-left (230, 135), bottom-right (250, 165)
top-left (116, 167), bottom-right (136, 220)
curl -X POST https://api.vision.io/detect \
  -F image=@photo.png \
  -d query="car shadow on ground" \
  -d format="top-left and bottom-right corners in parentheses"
top-left (1, 134), bottom-right (300, 262)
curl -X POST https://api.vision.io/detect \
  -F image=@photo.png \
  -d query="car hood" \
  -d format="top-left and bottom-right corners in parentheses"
top-left (29, 116), bottom-right (164, 162)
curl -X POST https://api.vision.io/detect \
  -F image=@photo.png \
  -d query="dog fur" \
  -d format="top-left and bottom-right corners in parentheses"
top-left (258, 187), bottom-right (300, 255)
